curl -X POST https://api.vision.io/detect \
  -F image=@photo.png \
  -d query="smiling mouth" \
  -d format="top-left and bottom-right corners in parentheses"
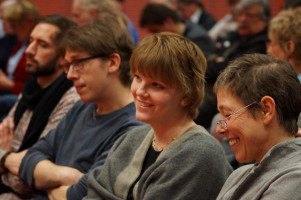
top-left (228, 138), bottom-right (240, 146)
top-left (137, 101), bottom-right (152, 107)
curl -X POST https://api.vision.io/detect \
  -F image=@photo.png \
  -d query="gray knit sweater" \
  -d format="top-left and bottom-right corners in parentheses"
top-left (84, 124), bottom-right (233, 200)
top-left (217, 138), bottom-right (301, 200)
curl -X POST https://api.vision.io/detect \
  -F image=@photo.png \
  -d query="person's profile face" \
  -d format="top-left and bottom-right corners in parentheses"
top-left (266, 34), bottom-right (289, 61)
top-left (25, 23), bottom-right (60, 76)
top-left (216, 89), bottom-right (266, 164)
top-left (64, 49), bottom-right (110, 104)
top-left (131, 71), bottom-right (184, 126)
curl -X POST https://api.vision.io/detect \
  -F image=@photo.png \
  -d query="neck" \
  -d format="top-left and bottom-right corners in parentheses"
top-left (256, 120), bottom-right (295, 164)
top-left (176, 22), bottom-right (186, 35)
top-left (152, 116), bottom-right (195, 150)
top-left (37, 69), bottom-right (64, 88)
top-left (95, 83), bottom-right (133, 115)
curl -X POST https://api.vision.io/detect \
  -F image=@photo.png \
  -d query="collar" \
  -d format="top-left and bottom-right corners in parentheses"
top-left (190, 8), bottom-right (202, 24)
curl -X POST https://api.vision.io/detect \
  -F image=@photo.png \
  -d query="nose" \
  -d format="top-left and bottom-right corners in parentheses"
top-left (135, 83), bottom-right (148, 97)
top-left (66, 65), bottom-right (79, 80)
top-left (25, 41), bottom-right (37, 56)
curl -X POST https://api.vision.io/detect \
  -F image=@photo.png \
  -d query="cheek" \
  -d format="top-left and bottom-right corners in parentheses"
top-left (130, 82), bottom-right (137, 97)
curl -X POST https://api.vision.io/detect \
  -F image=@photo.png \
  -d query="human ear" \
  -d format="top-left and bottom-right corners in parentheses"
top-left (259, 96), bottom-right (276, 125)
top-left (108, 53), bottom-right (121, 74)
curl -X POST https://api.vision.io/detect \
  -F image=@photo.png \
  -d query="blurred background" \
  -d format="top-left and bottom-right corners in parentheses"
top-left (29, 0), bottom-right (284, 41)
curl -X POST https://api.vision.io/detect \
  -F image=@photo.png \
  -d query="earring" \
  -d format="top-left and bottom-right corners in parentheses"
top-left (180, 99), bottom-right (187, 107)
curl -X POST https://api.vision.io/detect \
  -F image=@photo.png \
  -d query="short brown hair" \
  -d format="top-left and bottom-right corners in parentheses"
top-left (62, 19), bottom-right (134, 86)
top-left (214, 54), bottom-right (301, 135)
top-left (130, 32), bottom-right (207, 119)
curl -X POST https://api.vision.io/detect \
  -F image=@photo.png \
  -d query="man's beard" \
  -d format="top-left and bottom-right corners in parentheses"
top-left (26, 55), bottom-right (60, 76)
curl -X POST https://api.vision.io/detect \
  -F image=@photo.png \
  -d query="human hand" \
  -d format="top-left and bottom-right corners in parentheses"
top-left (0, 69), bottom-right (14, 90)
top-left (4, 150), bottom-right (28, 176)
top-left (0, 117), bottom-right (14, 151)
top-left (47, 185), bottom-right (68, 200)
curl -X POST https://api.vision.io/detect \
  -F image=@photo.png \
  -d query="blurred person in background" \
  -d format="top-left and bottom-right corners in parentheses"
top-left (0, 0), bottom-right (40, 121)
top-left (0, 0), bottom-right (17, 71)
top-left (72, 0), bottom-right (138, 45)
top-left (0, 0), bottom-right (39, 95)
top-left (209, 0), bottom-right (240, 42)
top-left (140, 3), bottom-right (216, 58)
top-left (178, 0), bottom-right (216, 31)
top-left (110, 0), bottom-right (139, 45)
top-left (267, 7), bottom-right (301, 135)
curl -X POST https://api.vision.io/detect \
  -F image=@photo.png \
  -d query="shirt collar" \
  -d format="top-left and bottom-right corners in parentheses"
top-left (190, 8), bottom-right (202, 24)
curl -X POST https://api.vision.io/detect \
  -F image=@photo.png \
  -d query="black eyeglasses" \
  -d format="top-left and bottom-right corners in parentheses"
top-left (63, 54), bottom-right (108, 73)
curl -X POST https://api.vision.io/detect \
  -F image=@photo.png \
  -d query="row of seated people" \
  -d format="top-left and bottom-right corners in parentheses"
top-left (0, 0), bottom-right (300, 199)
top-left (0, 15), bottom-right (300, 200)
top-left (0, 0), bottom-right (139, 121)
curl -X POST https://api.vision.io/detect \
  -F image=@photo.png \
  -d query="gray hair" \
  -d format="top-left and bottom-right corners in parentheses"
top-left (236, 0), bottom-right (271, 22)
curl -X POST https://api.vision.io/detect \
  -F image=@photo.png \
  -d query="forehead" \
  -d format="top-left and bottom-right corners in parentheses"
top-left (217, 88), bottom-right (242, 110)
top-left (31, 23), bottom-right (60, 44)
top-left (238, 4), bottom-right (261, 14)
top-left (65, 47), bottom-right (91, 60)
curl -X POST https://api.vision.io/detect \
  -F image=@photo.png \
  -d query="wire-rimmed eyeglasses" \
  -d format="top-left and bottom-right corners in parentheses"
top-left (217, 101), bottom-right (258, 129)
top-left (63, 54), bottom-right (108, 73)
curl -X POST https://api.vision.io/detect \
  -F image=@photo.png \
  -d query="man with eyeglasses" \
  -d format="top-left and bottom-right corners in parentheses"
top-left (19, 19), bottom-right (143, 200)
top-left (206, 0), bottom-right (270, 83)
top-left (0, 15), bottom-right (80, 199)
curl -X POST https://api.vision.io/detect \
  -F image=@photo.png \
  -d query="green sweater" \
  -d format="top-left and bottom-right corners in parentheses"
top-left (84, 125), bottom-right (233, 200)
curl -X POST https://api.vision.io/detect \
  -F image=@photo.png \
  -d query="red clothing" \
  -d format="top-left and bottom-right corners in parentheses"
top-left (5, 41), bottom-right (30, 94)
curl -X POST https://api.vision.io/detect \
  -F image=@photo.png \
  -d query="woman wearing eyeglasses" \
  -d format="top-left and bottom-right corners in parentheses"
top-left (84, 32), bottom-right (233, 200)
top-left (215, 53), bottom-right (301, 200)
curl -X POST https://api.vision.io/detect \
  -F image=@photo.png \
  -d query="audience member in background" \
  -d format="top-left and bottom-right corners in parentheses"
top-left (140, 3), bottom-right (216, 58)
top-left (178, 0), bottom-right (216, 31)
top-left (84, 32), bottom-right (232, 200)
top-left (206, 0), bottom-right (270, 86)
top-left (110, 0), bottom-right (139, 45)
top-left (72, 0), bottom-right (138, 45)
top-left (0, 0), bottom-right (17, 71)
top-left (282, 0), bottom-right (301, 9)
top-left (0, 0), bottom-right (40, 121)
top-left (148, 0), bottom-right (178, 10)
top-left (0, 14), bottom-right (79, 200)
top-left (267, 7), bottom-right (301, 136)
top-left (215, 54), bottom-right (301, 200)
top-left (0, 0), bottom-right (39, 95)
top-left (19, 19), bottom-right (143, 200)
top-left (209, 0), bottom-right (240, 42)
top-left (267, 8), bottom-right (301, 81)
